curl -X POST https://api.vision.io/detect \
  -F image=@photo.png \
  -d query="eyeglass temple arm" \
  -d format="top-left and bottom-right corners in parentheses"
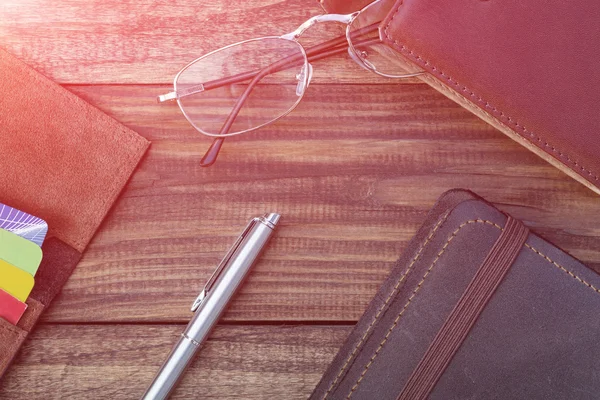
top-left (199, 55), bottom-right (285, 166)
top-left (199, 35), bottom-right (383, 166)
top-left (199, 35), bottom-right (382, 167)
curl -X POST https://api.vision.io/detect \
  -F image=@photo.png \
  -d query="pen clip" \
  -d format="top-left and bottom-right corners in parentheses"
top-left (191, 217), bottom-right (260, 312)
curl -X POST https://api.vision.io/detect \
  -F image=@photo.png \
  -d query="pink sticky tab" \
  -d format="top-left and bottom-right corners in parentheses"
top-left (0, 288), bottom-right (28, 325)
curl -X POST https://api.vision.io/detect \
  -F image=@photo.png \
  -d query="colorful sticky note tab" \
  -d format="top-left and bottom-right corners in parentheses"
top-left (0, 228), bottom-right (43, 276)
top-left (0, 259), bottom-right (34, 302)
top-left (0, 289), bottom-right (28, 325)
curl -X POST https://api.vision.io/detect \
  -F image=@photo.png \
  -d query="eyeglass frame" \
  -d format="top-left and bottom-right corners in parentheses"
top-left (158, 0), bottom-right (423, 166)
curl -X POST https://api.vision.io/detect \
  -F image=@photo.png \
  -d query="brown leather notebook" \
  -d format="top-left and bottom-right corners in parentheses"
top-left (0, 48), bottom-right (150, 376)
top-left (321, 0), bottom-right (600, 195)
top-left (310, 189), bottom-right (600, 399)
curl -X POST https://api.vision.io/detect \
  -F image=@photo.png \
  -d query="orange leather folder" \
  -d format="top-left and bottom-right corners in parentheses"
top-left (0, 47), bottom-right (150, 376)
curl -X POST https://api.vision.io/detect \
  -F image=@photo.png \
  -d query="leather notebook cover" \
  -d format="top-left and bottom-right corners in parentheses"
top-left (0, 48), bottom-right (150, 376)
top-left (310, 189), bottom-right (600, 399)
top-left (321, 0), bottom-right (600, 195)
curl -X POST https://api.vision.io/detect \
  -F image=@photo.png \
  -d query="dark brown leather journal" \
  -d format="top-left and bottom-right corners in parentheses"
top-left (321, 0), bottom-right (600, 195)
top-left (311, 189), bottom-right (600, 399)
top-left (0, 48), bottom-right (149, 376)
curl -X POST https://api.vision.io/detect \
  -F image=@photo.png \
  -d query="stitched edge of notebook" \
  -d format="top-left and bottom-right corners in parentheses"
top-left (321, 210), bottom-right (452, 399)
top-left (524, 243), bottom-right (600, 295)
top-left (345, 219), bottom-right (600, 398)
top-left (396, 217), bottom-right (528, 400)
top-left (381, 1), bottom-right (599, 184)
top-left (345, 219), bottom-right (499, 398)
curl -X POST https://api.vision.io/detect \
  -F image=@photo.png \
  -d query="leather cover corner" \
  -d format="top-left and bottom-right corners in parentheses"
top-left (311, 189), bottom-right (600, 399)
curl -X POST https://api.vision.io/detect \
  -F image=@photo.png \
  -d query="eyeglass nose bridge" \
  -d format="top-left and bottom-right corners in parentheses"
top-left (280, 12), bottom-right (359, 41)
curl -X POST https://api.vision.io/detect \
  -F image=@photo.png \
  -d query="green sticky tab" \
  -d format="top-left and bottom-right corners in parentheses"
top-left (0, 228), bottom-right (43, 276)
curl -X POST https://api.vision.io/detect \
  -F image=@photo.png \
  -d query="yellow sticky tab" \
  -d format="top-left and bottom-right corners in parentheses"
top-left (0, 259), bottom-right (34, 302)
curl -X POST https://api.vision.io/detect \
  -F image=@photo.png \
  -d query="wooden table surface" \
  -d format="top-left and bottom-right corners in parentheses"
top-left (1, 1), bottom-right (600, 399)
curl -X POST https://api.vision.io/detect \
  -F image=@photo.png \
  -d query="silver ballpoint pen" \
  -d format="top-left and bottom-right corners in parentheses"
top-left (142, 213), bottom-right (281, 400)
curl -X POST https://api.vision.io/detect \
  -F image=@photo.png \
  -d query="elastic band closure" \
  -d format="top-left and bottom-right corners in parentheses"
top-left (398, 216), bottom-right (529, 400)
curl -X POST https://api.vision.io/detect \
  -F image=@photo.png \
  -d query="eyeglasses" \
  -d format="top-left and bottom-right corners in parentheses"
top-left (158, 0), bottom-right (422, 167)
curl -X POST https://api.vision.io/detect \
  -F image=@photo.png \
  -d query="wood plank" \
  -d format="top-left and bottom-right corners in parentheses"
top-left (0, 0), bottom-right (419, 85)
top-left (35, 83), bottom-right (600, 323)
top-left (4, 1), bottom-right (600, 398)
top-left (0, 324), bottom-right (350, 399)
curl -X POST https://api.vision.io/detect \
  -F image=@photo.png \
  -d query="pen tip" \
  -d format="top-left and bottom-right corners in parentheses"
top-left (264, 213), bottom-right (280, 226)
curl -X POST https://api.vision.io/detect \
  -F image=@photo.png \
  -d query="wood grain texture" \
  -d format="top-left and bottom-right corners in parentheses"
top-left (2, 0), bottom-right (600, 398)
top-left (34, 83), bottom-right (600, 323)
top-left (0, 324), bottom-right (349, 399)
top-left (0, 0), bottom-right (419, 84)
